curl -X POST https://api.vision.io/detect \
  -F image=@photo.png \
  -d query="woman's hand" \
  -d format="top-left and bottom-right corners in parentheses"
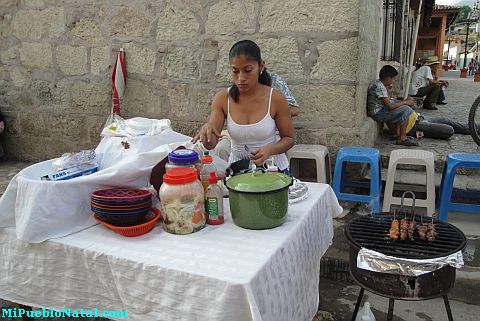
top-left (250, 146), bottom-right (273, 166)
top-left (191, 123), bottom-right (222, 149)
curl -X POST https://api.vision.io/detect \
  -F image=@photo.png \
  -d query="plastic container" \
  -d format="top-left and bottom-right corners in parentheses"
top-left (355, 302), bottom-right (376, 321)
top-left (200, 151), bottom-right (217, 191)
top-left (205, 172), bottom-right (224, 225)
top-left (159, 168), bottom-right (205, 235)
top-left (165, 149), bottom-right (201, 175)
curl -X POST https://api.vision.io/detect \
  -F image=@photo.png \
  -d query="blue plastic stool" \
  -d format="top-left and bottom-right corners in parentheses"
top-left (438, 153), bottom-right (480, 221)
top-left (332, 147), bottom-right (382, 213)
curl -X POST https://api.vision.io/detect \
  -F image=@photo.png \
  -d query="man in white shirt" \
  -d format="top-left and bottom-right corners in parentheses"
top-left (410, 56), bottom-right (443, 110)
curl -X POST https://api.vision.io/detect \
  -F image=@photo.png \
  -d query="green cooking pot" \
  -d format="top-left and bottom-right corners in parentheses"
top-left (226, 171), bottom-right (292, 229)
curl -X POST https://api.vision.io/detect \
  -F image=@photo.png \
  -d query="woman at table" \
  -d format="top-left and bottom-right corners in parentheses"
top-left (192, 40), bottom-right (294, 173)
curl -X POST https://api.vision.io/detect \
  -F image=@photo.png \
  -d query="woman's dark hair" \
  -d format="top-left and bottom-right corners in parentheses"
top-left (379, 65), bottom-right (398, 80)
top-left (228, 40), bottom-right (271, 102)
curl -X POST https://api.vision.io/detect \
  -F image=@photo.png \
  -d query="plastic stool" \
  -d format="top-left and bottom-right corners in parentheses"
top-left (438, 153), bottom-right (480, 221)
top-left (382, 149), bottom-right (436, 216)
top-left (332, 147), bottom-right (382, 213)
top-left (287, 144), bottom-right (331, 183)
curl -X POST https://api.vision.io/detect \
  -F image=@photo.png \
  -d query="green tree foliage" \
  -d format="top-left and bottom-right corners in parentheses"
top-left (456, 5), bottom-right (473, 23)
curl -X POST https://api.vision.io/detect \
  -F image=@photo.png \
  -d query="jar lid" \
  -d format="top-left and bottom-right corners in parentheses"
top-left (226, 171), bottom-right (292, 193)
top-left (163, 168), bottom-right (198, 184)
top-left (201, 154), bottom-right (213, 163)
top-left (168, 149), bottom-right (199, 165)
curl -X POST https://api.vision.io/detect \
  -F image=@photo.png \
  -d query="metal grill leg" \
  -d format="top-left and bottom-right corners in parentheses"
top-left (351, 287), bottom-right (365, 321)
top-left (443, 295), bottom-right (453, 321)
top-left (387, 298), bottom-right (395, 321)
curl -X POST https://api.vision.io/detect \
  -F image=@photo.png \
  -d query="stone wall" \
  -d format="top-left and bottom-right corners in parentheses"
top-left (0, 0), bottom-right (380, 162)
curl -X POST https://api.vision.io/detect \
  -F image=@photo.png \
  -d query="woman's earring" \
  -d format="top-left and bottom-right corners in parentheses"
top-left (260, 71), bottom-right (263, 75)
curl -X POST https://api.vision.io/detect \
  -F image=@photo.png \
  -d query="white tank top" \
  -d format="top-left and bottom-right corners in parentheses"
top-left (226, 88), bottom-right (289, 170)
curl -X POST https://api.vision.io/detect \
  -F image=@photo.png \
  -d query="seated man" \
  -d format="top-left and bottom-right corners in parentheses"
top-left (410, 56), bottom-right (443, 110)
top-left (367, 65), bottom-right (418, 146)
top-left (387, 80), bottom-right (471, 140)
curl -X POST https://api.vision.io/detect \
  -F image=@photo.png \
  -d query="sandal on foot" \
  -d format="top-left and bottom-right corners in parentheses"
top-left (396, 137), bottom-right (419, 146)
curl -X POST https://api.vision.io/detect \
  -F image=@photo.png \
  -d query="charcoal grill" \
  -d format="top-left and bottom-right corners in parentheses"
top-left (345, 212), bottom-right (466, 321)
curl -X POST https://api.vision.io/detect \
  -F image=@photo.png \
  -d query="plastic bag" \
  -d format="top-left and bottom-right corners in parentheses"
top-left (101, 113), bottom-right (129, 137)
top-left (52, 150), bottom-right (97, 171)
top-left (355, 302), bottom-right (376, 321)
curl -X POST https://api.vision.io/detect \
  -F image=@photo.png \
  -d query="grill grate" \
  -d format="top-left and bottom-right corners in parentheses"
top-left (345, 213), bottom-right (466, 259)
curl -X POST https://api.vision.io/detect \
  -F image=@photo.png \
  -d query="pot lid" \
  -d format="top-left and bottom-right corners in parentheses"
top-left (226, 171), bottom-right (292, 193)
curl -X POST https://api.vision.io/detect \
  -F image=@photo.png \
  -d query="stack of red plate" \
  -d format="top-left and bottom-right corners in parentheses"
top-left (91, 188), bottom-right (152, 227)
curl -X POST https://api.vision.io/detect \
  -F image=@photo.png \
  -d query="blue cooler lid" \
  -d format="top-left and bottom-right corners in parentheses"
top-left (168, 149), bottom-right (199, 165)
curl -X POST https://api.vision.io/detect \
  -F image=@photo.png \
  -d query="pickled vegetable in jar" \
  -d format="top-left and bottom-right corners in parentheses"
top-left (159, 167), bottom-right (205, 235)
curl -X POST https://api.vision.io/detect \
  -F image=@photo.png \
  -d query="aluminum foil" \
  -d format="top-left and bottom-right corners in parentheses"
top-left (288, 179), bottom-right (309, 204)
top-left (357, 247), bottom-right (464, 276)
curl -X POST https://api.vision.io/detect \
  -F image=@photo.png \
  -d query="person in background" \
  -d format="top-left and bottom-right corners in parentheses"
top-left (410, 56), bottom-right (443, 110)
top-left (387, 83), bottom-right (471, 140)
top-left (468, 58), bottom-right (475, 76)
top-left (192, 39), bottom-right (294, 173)
top-left (367, 65), bottom-right (418, 146)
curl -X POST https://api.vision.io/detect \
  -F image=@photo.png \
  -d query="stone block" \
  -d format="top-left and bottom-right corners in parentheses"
top-left (56, 45), bottom-right (88, 75)
top-left (19, 42), bottom-right (52, 69)
top-left (91, 46), bottom-right (111, 76)
top-left (167, 83), bottom-right (191, 121)
top-left (157, 2), bottom-right (199, 40)
top-left (216, 40), bottom-right (236, 82)
top-left (166, 47), bottom-right (200, 80)
top-left (71, 17), bottom-right (102, 43)
top-left (2, 111), bottom-right (20, 135)
top-left (9, 67), bottom-right (29, 87)
top-left (24, 0), bottom-right (47, 8)
top-left (170, 120), bottom-right (203, 138)
top-left (0, 47), bottom-right (16, 65)
top-left (110, 6), bottom-right (152, 39)
top-left (124, 43), bottom-right (156, 75)
top-left (311, 37), bottom-right (358, 81)
top-left (13, 7), bottom-right (65, 40)
top-left (123, 79), bottom-right (167, 117)
top-left (71, 81), bottom-right (110, 114)
top-left (290, 84), bottom-right (356, 124)
top-left (30, 80), bottom-right (67, 108)
top-left (256, 38), bottom-right (304, 79)
top-left (20, 112), bottom-right (88, 139)
top-left (205, 0), bottom-right (248, 35)
top-left (0, 14), bottom-right (13, 37)
top-left (190, 86), bottom-right (217, 121)
top-left (260, 0), bottom-right (358, 33)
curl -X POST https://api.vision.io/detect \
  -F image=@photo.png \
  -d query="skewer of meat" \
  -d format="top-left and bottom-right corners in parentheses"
top-left (408, 219), bottom-right (416, 240)
top-left (389, 209), bottom-right (399, 240)
top-left (400, 217), bottom-right (409, 241)
top-left (426, 216), bottom-right (436, 242)
top-left (418, 224), bottom-right (428, 241)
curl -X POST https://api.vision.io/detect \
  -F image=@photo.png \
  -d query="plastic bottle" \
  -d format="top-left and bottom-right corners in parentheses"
top-left (355, 302), bottom-right (376, 321)
top-left (200, 151), bottom-right (217, 191)
top-left (205, 172), bottom-right (224, 225)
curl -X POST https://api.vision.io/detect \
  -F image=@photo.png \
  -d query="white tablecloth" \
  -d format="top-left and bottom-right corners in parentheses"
top-left (0, 183), bottom-right (342, 321)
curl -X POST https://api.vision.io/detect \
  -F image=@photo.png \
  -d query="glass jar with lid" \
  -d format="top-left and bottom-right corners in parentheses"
top-left (159, 167), bottom-right (205, 235)
top-left (165, 149), bottom-right (201, 176)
